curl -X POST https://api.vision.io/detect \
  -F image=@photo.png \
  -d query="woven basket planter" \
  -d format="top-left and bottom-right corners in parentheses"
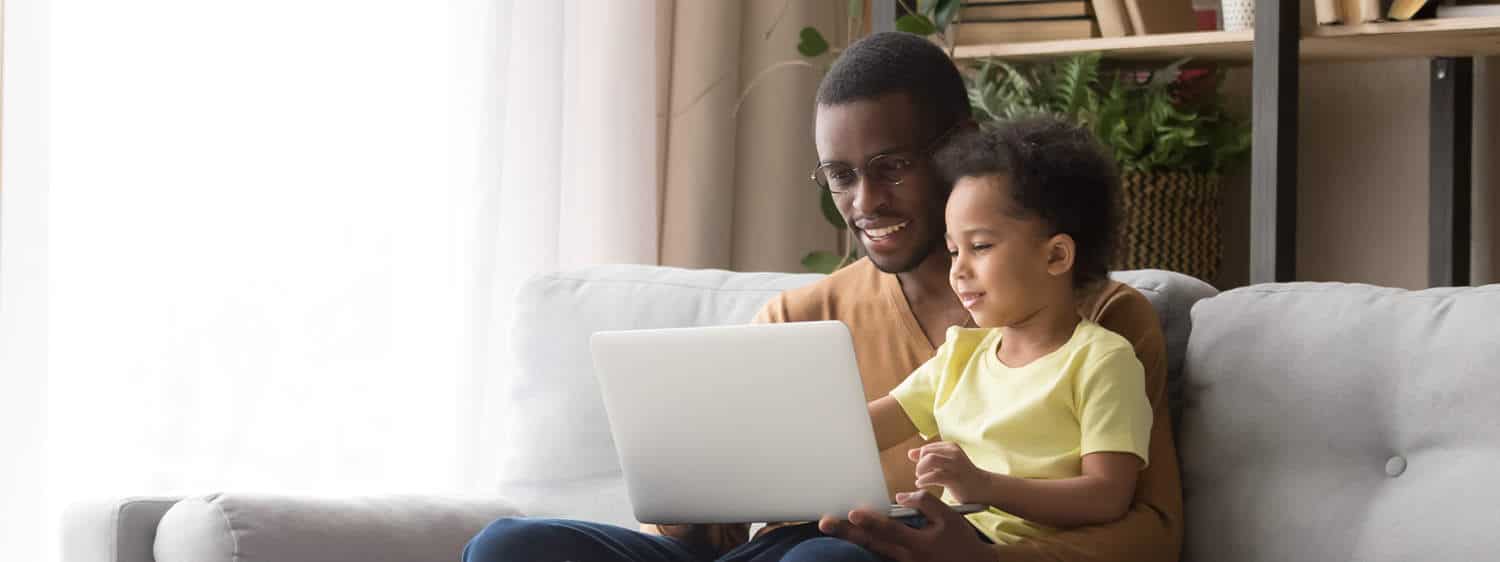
top-left (1113, 171), bottom-right (1221, 282)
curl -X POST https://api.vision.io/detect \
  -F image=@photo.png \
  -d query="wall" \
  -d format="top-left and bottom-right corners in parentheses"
top-left (1216, 56), bottom-right (1500, 289)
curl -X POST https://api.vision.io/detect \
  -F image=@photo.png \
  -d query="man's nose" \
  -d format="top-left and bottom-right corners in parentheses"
top-left (848, 175), bottom-right (890, 216)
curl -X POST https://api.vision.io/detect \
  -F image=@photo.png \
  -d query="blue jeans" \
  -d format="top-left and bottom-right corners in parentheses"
top-left (463, 518), bottom-right (888, 562)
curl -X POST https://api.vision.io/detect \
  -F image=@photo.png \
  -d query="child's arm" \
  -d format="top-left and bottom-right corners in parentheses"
top-left (911, 443), bottom-right (1140, 529)
top-left (868, 395), bottom-right (920, 451)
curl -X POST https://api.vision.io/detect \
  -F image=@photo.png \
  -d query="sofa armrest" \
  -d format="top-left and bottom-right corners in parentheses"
top-left (64, 497), bottom-right (185, 562)
top-left (151, 493), bottom-right (521, 562)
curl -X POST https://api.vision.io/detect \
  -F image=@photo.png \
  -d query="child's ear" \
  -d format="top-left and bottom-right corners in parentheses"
top-left (1045, 233), bottom-right (1075, 278)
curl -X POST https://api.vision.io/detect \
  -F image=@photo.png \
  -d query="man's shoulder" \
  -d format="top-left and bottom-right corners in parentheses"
top-left (1083, 280), bottom-right (1161, 339)
top-left (762, 258), bottom-right (886, 322)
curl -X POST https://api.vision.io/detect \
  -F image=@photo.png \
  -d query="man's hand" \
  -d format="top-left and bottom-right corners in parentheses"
top-left (817, 490), bottom-right (998, 562)
top-left (910, 442), bottom-right (991, 504)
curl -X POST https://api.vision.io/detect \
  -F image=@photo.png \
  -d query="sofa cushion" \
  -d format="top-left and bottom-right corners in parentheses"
top-left (1180, 283), bottom-right (1500, 561)
top-left (1111, 269), bottom-right (1219, 429)
top-left (152, 494), bottom-right (520, 562)
top-left (501, 265), bottom-right (1213, 528)
top-left (63, 497), bottom-right (181, 562)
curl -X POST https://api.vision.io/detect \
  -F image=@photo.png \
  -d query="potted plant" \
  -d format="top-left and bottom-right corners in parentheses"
top-left (966, 53), bottom-right (1251, 281)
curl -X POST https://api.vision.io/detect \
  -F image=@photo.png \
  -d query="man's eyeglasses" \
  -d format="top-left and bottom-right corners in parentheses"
top-left (809, 128), bottom-right (955, 194)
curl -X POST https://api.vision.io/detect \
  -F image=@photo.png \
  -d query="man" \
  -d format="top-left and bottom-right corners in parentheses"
top-left (756, 32), bottom-right (1182, 562)
top-left (463, 32), bottom-right (1181, 562)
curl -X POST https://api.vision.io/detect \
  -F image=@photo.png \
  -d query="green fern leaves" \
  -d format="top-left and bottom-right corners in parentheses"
top-left (964, 54), bottom-right (1251, 176)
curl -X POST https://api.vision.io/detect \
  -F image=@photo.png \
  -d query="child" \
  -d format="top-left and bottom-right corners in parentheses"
top-left (864, 117), bottom-right (1153, 545)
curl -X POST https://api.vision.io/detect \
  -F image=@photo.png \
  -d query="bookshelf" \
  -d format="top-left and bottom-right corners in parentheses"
top-left (945, 3), bottom-right (1499, 287)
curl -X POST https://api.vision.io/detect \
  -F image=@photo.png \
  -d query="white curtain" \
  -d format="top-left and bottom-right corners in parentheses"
top-left (0, 2), bottom-right (661, 561)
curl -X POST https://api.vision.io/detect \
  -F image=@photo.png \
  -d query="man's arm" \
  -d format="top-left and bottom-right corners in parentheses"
top-left (994, 286), bottom-right (1183, 562)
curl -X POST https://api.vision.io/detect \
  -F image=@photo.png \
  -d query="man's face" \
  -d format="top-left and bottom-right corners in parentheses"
top-left (814, 93), bottom-right (947, 274)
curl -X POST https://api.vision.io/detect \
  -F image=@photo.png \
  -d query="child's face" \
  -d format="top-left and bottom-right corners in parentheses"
top-left (944, 175), bottom-right (1071, 328)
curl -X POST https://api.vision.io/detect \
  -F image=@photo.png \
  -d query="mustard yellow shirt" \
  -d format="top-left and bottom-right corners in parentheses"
top-left (890, 320), bottom-right (1152, 545)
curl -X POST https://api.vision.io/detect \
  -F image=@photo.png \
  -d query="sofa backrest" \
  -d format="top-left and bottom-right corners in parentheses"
top-left (500, 264), bottom-right (1215, 528)
top-left (1180, 283), bottom-right (1500, 561)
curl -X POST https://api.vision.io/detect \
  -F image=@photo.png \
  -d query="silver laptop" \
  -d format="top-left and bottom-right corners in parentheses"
top-left (590, 320), bottom-right (892, 524)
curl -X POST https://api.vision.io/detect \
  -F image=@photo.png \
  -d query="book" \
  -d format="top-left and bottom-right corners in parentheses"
top-left (1195, 9), bottom-right (1219, 31)
top-left (1386, 0), bottom-right (1432, 20)
top-left (1122, 0), bottom-right (1197, 34)
top-left (1091, 0), bottom-right (1133, 36)
top-left (1315, 0), bottom-right (1343, 24)
top-left (960, 1), bottom-right (1090, 21)
top-left (1437, 3), bottom-right (1500, 18)
top-left (954, 18), bottom-right (1100, 44)
top-left (1340, 0), bottom-right (1383, 23)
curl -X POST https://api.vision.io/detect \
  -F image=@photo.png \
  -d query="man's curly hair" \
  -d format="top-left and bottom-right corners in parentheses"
top-left (816, 32), bottom-right (970, 140)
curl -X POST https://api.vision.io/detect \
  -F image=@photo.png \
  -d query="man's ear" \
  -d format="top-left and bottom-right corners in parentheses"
top-left (1045, 233), bottom-right (1076, 278)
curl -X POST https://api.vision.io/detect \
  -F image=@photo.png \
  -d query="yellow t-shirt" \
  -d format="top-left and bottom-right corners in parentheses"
top-left (890, 320), bottom-right (1152, 545)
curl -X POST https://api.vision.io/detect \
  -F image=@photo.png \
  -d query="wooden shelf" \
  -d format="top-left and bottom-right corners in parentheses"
top-left (949, 16), bottom-right (1500, 64)
top-left (951, 30), bottom-right (1252, 63)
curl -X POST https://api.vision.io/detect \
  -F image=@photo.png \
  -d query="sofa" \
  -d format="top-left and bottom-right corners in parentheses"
top-left (67, 265), bottom-right (1500, 562)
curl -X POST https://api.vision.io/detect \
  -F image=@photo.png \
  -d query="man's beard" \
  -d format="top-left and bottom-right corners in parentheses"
top-left (865, 224), bottom-right (944, 274)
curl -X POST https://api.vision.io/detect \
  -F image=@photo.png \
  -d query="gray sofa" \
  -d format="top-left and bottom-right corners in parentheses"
top-left (67, 266), bottom-right (1500, 562)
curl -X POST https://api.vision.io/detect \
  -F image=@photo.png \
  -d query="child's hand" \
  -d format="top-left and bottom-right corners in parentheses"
top-left (909, 442), bottom-right (991, 505)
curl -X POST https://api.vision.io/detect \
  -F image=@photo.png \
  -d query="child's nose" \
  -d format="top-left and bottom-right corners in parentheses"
top-left (950, 255), bottom-right (970, 279)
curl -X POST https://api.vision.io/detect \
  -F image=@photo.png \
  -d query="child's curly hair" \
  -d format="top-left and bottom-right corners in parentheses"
top-left (934, 116), bottom-right (1121, 290)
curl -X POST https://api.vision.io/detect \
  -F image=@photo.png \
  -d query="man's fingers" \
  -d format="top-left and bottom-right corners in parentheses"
top-left (902, 488), bottom-right (956, 529)
top-left (816, 514), bottom-right (844, 536)
top-left (829, 510), bottom-right (878, 548)
top-left (907, 447), bottom-right (921, 462)
top-left (850, 503), bottom-right (924, 544)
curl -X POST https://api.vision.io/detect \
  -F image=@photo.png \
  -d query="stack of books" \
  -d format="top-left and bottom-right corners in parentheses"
top-left (1315, 0), bottom-right (1455, 24)
top-left (952, 1), bottom-right (1101, 45)
top-left (951, 0), bottom-right (1200, 45)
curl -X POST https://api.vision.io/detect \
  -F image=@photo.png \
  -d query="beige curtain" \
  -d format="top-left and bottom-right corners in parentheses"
top-left (656, 0), bottom-right (853, 273)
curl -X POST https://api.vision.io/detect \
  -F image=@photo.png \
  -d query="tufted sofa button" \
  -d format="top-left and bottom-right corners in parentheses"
top-left (1385, 456), bottom-right (1407, 477)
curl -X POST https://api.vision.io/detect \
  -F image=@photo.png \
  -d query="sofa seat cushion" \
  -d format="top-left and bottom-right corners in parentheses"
top-left (1180, 283), bottom-right (1500, 562)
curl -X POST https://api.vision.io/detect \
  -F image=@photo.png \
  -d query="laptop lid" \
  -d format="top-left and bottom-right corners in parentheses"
top-left (590, 321), bottom-right (891, 524)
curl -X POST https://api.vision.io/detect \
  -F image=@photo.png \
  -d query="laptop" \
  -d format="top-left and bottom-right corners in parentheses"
top-left (590, 320), bottom-right (983, 524)
top-left (590, 321), bottom-right (886, 524)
